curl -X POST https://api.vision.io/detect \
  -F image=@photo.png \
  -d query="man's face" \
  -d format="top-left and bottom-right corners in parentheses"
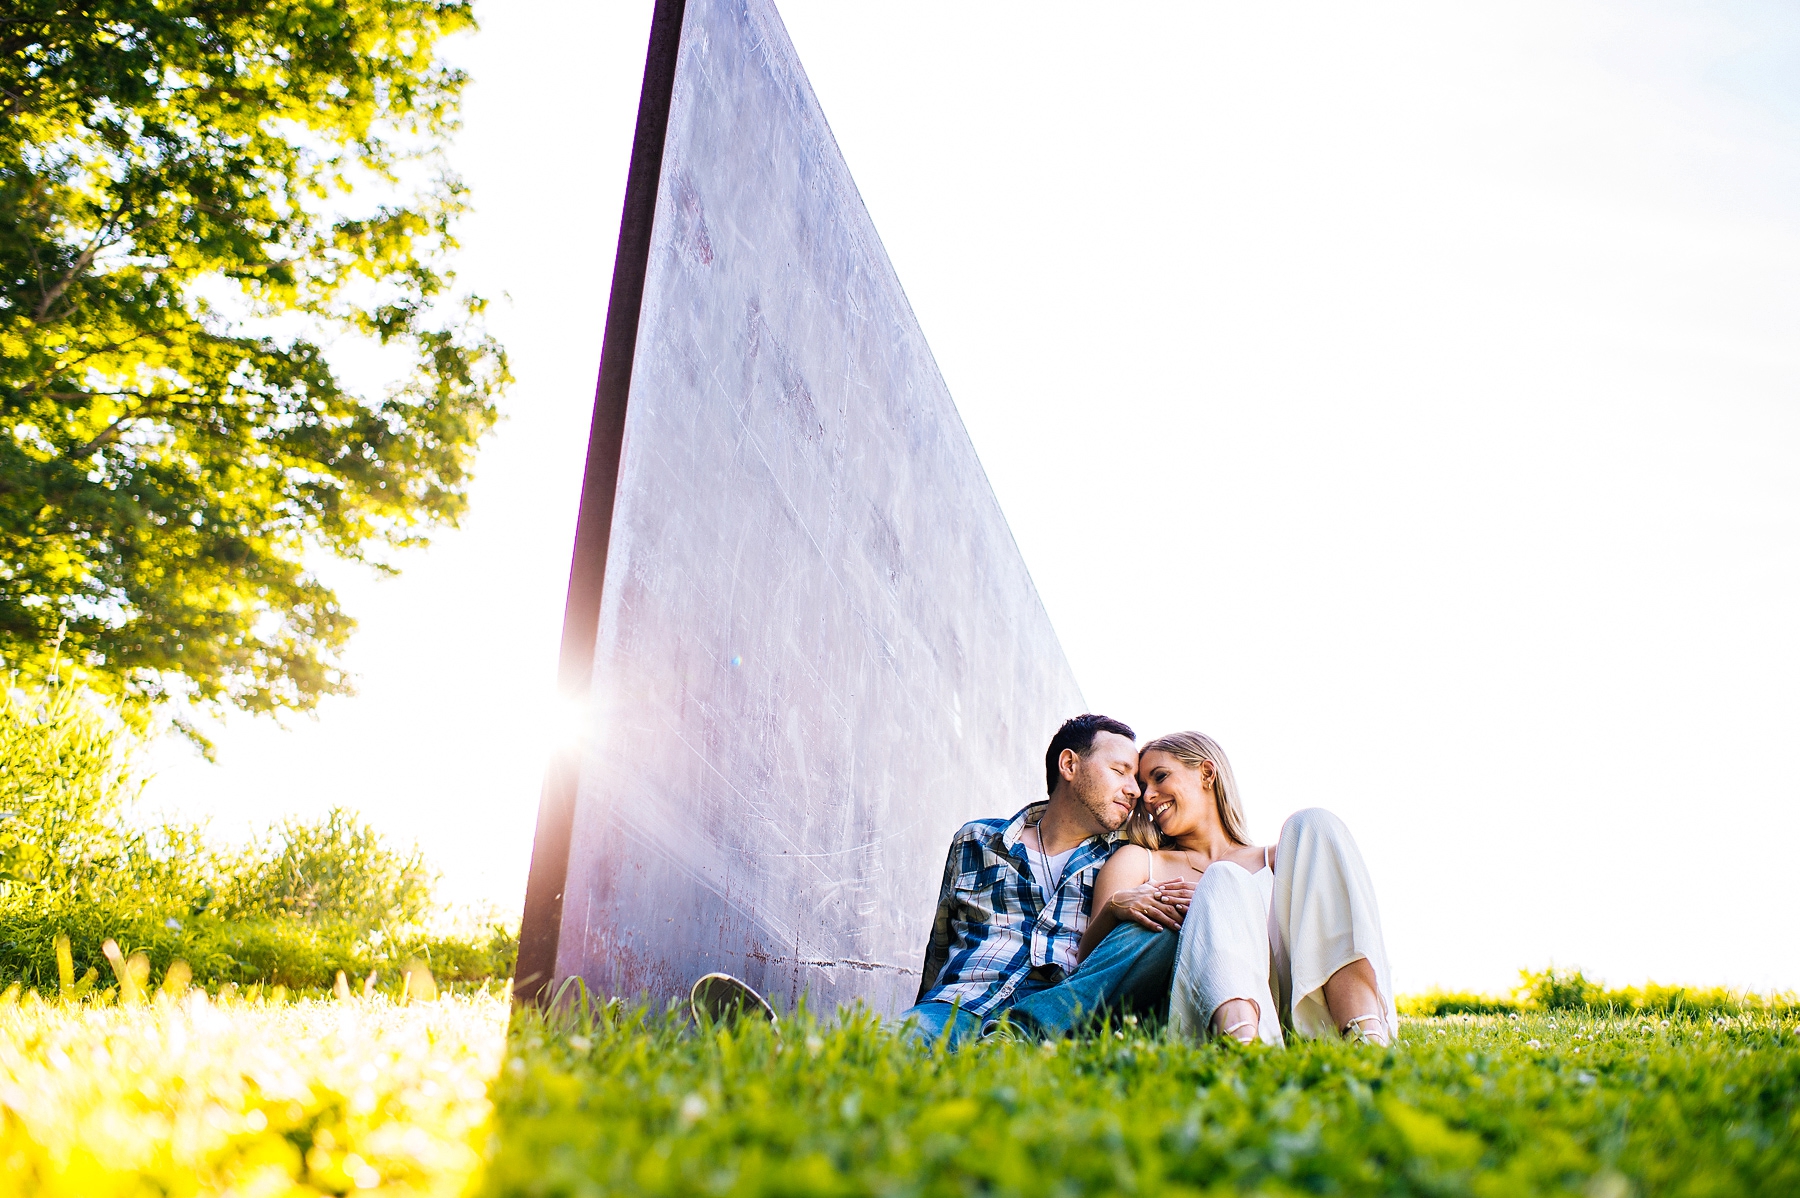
top-left (1060, 731), bottom-right (1141, 833)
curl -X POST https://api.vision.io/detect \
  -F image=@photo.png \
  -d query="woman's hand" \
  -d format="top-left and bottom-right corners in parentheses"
top-left (1106, 879), bottom-right (1194, 932)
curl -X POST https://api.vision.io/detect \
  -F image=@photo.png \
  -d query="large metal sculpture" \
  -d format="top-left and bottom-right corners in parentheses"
top-left (516, 0), bottom-right (1085, 1015)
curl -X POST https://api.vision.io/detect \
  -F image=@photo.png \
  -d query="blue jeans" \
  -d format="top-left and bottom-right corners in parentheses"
top-left (990, 923), bottom-right (1179, 1039)
top-left (901, 924), bottom-right (1179, 1048)
top-left (897, 1000), bottom-right (984, 1049)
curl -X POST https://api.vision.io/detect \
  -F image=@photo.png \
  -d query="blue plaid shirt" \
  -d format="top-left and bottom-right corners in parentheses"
top-left (913, 802), bottom-right (1119, 1016)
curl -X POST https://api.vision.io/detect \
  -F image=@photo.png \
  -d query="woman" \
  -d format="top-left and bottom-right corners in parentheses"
top-left (1080, 731), bottom-right (1397, 1046)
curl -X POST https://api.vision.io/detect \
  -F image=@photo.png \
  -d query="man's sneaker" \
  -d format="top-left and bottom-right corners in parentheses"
top-left (690, 973), bottom-right (778, 1029)
top-left (978, 1016), bottom-right (1032, 1044)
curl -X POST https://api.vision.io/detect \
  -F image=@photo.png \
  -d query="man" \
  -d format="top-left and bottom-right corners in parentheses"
top-left (901, 713), bottom-right (1190, 1047)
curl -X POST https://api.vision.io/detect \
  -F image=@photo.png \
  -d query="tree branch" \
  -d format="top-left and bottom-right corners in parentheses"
top-left (15, 332), bottom-right (156, 399)
top-left (33, 219), bottom-right (124, 324)
top-left (66, 391), bottom-right (205, 460)
top-left (70, 415), bottom-right (134, 459)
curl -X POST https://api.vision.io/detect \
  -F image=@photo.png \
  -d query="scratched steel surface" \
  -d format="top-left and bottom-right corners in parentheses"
top-left (549, 0), bottom-right (1085, 1015)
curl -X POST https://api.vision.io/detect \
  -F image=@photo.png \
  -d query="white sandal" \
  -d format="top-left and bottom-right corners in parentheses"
top-left (1219, 1018), bottom-right (1258, 1043)
top-left (1340, 1013), bottom-right (1389, 1046)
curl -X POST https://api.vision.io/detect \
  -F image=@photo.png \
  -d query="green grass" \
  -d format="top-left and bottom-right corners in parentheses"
top-left (478, 1003), bottom-right (1800, 1198)
top-left (5, 990), bottom-right (1797, 1196)
top-left (0, 989), bottom-right (507, 1197)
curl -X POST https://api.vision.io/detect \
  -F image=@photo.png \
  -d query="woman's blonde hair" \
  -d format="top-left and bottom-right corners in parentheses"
top-left (1123, 731), bottom-right (1251, 849)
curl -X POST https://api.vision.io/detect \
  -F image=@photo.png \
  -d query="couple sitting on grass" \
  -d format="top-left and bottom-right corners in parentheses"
top-left (901, 713), bottom-right (1396, 1049)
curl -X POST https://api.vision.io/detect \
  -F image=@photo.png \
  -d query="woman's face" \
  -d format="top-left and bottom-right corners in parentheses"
top-left (1137, 749), bottom-right (1212, 839)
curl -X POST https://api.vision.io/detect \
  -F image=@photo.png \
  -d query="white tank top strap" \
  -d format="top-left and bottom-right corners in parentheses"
top-left (1253, 858), bottom-right (1275, 911)
top-left (1263, 844), bottom-right (1271, 872)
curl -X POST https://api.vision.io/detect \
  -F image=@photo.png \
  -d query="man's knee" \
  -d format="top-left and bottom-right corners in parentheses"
top-left (1102, 922), bottom-right (1178, 974)
top-left (1082, 923), bottom-right (1178, 1015)
top-left (1089, 921), bottom-right (1174, 964)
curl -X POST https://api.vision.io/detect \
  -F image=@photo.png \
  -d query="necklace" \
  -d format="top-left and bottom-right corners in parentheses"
top-left (1026, 825), bottom-right (1069, 895)
top-left (1173, 845), bottom-right (1264, 876)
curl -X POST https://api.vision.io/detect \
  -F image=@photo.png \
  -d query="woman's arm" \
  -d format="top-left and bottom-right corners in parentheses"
top-left (1076, 846), bottom-right (1191, 961)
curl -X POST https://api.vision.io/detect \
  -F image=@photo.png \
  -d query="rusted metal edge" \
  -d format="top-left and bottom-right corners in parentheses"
top-left (513, 0), bottom-right (689, 1008)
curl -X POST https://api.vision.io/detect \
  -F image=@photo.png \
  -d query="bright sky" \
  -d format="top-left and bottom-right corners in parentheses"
top-left (144, 0), bottom-right (1800, 994)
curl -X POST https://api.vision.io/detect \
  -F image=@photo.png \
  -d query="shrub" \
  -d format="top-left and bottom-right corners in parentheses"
top-left (1399, 970), bottom-right (1800, 1019)
top-left (1397, 989), bottom-right (1520, 1017)
top-left (0, 877), bottom-right (519, 996)
top-left (0, 670), bottom-right (140, 897)
top-left (1521, 968), bottom-right (1797, 1018)
top-left (211, 808), bottom-right (437, 933)
top-left (0, 673), bottom-right (517, 992)
top-left (1521, 965), bottom-right (1606, 1010)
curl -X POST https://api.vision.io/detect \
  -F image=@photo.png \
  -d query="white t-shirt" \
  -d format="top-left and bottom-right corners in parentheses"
top-left (1026, 838), bottom-right (1077, 899)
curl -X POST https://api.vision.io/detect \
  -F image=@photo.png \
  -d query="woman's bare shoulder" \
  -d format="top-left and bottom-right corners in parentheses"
top-left (1099, 842), bottom-right (1152, 879)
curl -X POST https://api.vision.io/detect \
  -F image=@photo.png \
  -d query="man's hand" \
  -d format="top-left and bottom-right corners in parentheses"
top-left (1106, 879), bottom-right (1193, 932)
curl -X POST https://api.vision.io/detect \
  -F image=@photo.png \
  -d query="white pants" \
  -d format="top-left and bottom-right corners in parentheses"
top-left (1168, 808), bottom-right (1396, 1045)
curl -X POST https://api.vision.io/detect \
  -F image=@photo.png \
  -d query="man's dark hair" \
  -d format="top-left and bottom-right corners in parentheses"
top-left (1044, 714), bottom-right (1136, 795)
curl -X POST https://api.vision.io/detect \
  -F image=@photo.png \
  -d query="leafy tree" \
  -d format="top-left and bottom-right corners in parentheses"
top-left (0, 1), bottom-right (508, 718)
